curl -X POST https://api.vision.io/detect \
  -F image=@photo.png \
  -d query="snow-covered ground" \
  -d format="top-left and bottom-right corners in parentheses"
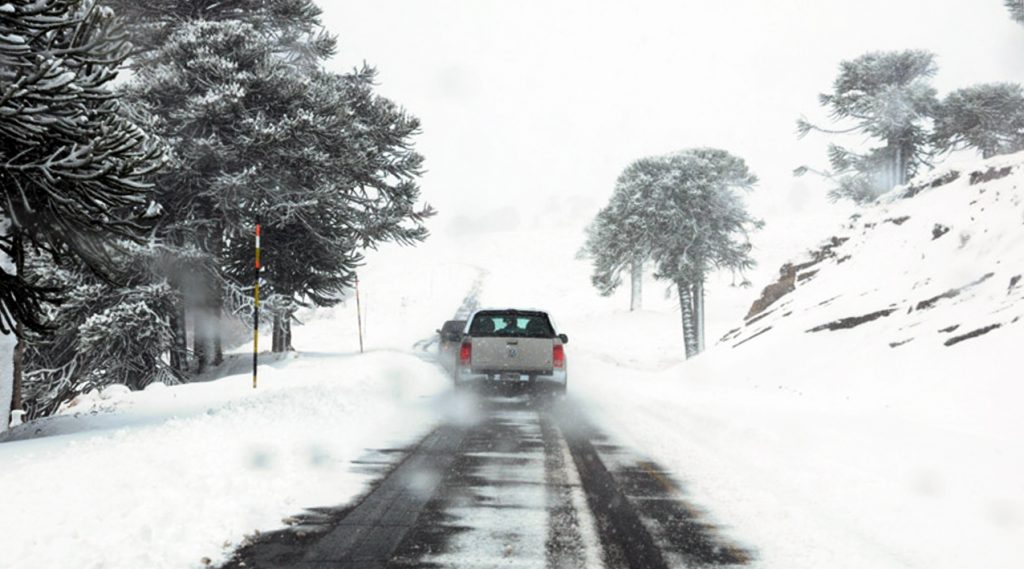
top-left (1, 153), bottom-right (1022, 568)
top-left (0, 239), bottom-right (492, 569)
top-left (0, 351), bottom-right (451, 569)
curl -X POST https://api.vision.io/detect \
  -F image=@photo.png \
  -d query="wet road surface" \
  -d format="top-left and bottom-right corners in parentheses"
top-left (224, 392), bottom-right (753, 569)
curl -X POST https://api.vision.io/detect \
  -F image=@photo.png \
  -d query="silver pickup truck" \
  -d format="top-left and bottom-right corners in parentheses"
top-left (454, 308), bottom-right (568, 393)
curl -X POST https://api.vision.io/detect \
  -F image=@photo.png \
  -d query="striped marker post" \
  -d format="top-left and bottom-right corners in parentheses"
top-left (253, 221), bottom-right (261, 388)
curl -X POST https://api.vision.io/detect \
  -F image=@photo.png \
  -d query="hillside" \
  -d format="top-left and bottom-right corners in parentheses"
top-left (728, 152), bottom-right (1024, 355)
top-left (572, 152), bottom-right (1024, 569)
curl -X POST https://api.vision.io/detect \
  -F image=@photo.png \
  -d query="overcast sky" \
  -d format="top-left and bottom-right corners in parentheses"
top-left (317, 1), bottom-right (1024, 236)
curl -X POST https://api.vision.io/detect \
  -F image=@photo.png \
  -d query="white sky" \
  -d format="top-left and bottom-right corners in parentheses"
top-left (318, 1), bottom-right (1024, 236)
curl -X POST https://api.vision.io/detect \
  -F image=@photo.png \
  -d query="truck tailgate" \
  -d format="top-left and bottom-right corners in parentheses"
top-left (471, 337), bottom-right (552, 371)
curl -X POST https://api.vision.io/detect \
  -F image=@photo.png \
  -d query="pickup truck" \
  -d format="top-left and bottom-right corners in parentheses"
top-left (454, 308), bottom-right (568, 393)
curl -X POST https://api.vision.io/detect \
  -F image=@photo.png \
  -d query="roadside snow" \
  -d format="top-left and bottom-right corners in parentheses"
top-left (0, 351), bottom-right (449, 569)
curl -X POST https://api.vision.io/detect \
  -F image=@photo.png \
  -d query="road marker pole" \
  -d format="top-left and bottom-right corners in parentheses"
top-left (355, 275), bottom-right (364, 354)
top-left (253, 220), bottom-right (261, 388)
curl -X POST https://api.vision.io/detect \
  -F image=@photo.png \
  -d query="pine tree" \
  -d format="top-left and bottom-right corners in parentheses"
top-left (103, 0), bottom-right (331, 56)
top-left (125, 11), bottom-right (432, 362)
top-left (219, 66), bottom-right (432, 351)
top-left (582, 173), bottom-right (651, 311)
top-left (933, 83), bottom-right (1024, 158)
top-left (0, 0), bottom-right (162, 429)
top-left (20, 245), bottom-right (179, 419)
top-left (644, 149), bottom-right (760, 358)
top-left (124, 17), bottom-right (317, 369)
top-left (797, 50), bottom-right (938, 203)
top-left (1006, 0), bottom-right (1024, 25)
top-left (586, 149), bottom-right (760, 358)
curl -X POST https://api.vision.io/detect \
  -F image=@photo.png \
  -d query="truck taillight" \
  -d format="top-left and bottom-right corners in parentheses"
top-left (460, 341), bottom-right (472, 365)
top-left (553, 344), bottom-right (565, 369)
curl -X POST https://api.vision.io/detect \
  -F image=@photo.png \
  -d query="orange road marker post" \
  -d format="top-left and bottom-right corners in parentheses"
top-left (253, 220), bottom-right (261, 388)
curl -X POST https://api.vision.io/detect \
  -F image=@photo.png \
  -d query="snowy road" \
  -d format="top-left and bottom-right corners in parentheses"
top-left (224, 392), bottom-right (753, 569)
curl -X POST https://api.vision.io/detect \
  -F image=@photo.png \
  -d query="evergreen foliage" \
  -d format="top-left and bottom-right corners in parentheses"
top-left (6, 0), bottom-right (431, 418)
top-left (585, 149), bottom-right (760, 358)
top-left (21, 246), bottom-right (179, 418)
top-left (933, 83), bottom-right (1024, 158)
top-left (1006, 0), bottom-right (1024, 25)
top-left (0, 0), bottom-right (163, 426)
top-left (640, 149), bottom-right (760, 284)
top-left (797, 50), bottom-right (938, 203)
top-left (581, 182), bottom-right (650, 299)
top-left (121, 2), bottom-right (432, 364)
top-left (102, 0), bottom-right (333, 57)
top-left (0, 0), bottom-right (162, 334)
top-left (126, 16), bottom-right (431, 362)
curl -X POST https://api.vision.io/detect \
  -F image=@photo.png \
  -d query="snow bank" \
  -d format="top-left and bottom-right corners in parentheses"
top-left (0, 351), bottom-right (450, 569)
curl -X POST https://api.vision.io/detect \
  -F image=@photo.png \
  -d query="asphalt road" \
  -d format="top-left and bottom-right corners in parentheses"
top-left (223, 391), bottom-right (753, 569)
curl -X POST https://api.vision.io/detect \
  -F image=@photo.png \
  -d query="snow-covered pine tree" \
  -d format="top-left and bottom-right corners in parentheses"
top-left (0, 0), bottom-right (162, 429)
top-left (103, 0), bottom-right (332, 57)
top-left (582, 172), bottom-right (652, 311)
top-left (123, 18), bottom-right (308, 370)
top-left (1006, 0), bottom-right (1024, 25)
top-left (933, 83), bottom-right (1024, 158)
top-left (20, 246), bottom-right (179, 419)
top-left (642, 149), bottom-right (760, 359)
top-left (126, 11), bottom-right (432, 362)
top-left (796, 50), bottom-right (938, 203)
top-left (219, 65), bottom-right (432, 352)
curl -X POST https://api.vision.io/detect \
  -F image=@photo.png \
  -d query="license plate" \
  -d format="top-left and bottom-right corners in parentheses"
top-left (498, 373), bottom-right (529, 382)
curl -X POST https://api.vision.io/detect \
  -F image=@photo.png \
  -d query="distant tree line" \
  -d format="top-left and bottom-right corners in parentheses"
top-left (797, 48), bottom-right (1024, 203)
top-left (1, 0), bottom-right (432, 426)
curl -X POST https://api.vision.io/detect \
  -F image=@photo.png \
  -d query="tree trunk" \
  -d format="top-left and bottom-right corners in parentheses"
top-left (630, 257), bottom-right (643, 311)
top-left (0, 223), bottom-right (18, 431)
top-left (885, 140), bottom-right (897, 190)
top-left (895, 143), bottom-right (904, 186)
top-left (272, 313), bottom-right (283, 353)
top-left (194, 311), bottom-right (208, 373)
top-left (676, 280), bottom-right (699, 359)
top-left (169, 297), bottom-right (187, 373)
top-left (10, 234), bottom-right (24, 421)
top-left (12, 323), bottom-right (23, 417)
top-left (695, 278), bottom-right (706, 353)
top-left (0, 330), bottom-right (14, 431)
top-left (284, 318), bottom-right (293, 351)
top-left (212, 281), bottom-right (223, 366)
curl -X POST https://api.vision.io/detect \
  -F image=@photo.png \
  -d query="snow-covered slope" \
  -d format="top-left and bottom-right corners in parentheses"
top-left (573, 153), bottom-right (1024, 569)
top-left (727, 151), bottom-right (1024, 357)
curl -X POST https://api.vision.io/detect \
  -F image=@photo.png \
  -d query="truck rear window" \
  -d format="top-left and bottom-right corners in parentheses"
top-left (469, 311), bottom-right (554, 338)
